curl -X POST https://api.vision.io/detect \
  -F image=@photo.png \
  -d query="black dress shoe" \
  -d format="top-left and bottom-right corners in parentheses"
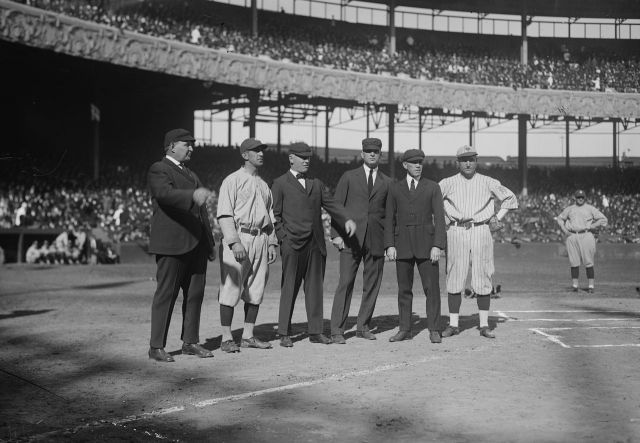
top-left (149, 347), bottom-right (175, 362)
top-left (280, 336), bottom-right (293, 348)
top-left (309, 334), bottom-right (332, 344)
top-left (182, 343), bottom-right (214, 358)
top-left (389, 331), bottom-right (411, 342)
top-left (356, 330), bottom-right (376, 340)
top-left (479, 327), bottom-right (496, 339)
top-left (441, 325), bottom-right (460, 338)
top-left (429, 330), bottom-right (442, 343)
top-left (331, 334), bottom-right (346, 344)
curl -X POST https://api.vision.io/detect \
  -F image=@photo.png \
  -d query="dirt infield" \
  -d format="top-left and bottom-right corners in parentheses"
top-left (1, 243), bottom-right (639, 442)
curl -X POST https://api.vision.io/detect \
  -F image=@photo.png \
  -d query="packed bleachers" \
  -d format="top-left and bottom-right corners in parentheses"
top-left (13, 0), bottom-right (640, 93)
top-left (1, 146), bottom-right (639, 264)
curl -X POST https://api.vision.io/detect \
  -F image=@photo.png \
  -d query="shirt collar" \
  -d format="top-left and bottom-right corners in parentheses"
top-left (363, 164), bottom-right (378, 175)
top-left (165, 155), bottom-right (181, 168)
top-left (406, 175), bottom-right (419, 186)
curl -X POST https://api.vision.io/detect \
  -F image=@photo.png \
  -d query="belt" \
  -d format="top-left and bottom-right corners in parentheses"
top-left (568, 229), bottom-right (588, 234)
top-left (450, 220), bottom-right (490, 228)
top-left (240, 227), bottom-right (262, 236)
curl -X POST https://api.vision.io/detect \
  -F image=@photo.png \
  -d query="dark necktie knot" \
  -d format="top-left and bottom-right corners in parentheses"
top-left (410, 179), bottom-right (416, 192)
top-left (296, 173), bottom-right (306, 180)
top-left (367, 169), bottom-right (374, 195)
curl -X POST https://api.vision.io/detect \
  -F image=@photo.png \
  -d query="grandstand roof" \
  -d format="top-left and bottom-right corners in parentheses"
top-left (367, 0), bottom-right (640, 19)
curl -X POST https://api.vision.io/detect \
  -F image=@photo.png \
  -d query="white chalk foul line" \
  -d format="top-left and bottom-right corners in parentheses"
top-left (509, 318), bottom-right (637, 322)
top-left (535, 326), bottom-right (640, 331)
top-left (500, 310), bottom-right (640, 314)
top-left (529, 328), bottom-right (571, 348)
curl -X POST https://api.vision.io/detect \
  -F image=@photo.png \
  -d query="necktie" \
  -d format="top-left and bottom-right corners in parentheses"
top-left (296, 173), bottom-right (305, 179)
top-left (368, 169), bottom-right (374, 195)
top-left (410, 179), bottom-right (416, 192)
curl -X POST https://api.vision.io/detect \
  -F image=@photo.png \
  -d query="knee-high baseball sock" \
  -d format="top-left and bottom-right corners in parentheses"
top-left (477, 295), bottom-right (490, 328)
top-left (586, 267), bottom-right (595, 288)
top-left (448, 293), bottom-right (462, 327)
top-left (571, 267), bottom-right (579, 288)
top-left (243, 303), bottom-right (259, 338)
top-left (220, 304), bottom-right (234, 341)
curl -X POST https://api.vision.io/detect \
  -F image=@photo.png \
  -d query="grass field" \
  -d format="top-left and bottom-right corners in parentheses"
top-left (1, 243), bottom-right (639, 442)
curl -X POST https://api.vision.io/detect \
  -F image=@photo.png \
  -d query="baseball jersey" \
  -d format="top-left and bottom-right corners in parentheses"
top-left (439, 172), bottom-right (518, 222)
top-left (216, 167), bottom-right (277, 245)
top-left (557, 204), bottom-right (607, 232)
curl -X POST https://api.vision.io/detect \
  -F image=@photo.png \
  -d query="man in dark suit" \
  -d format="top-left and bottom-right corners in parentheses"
top-left (272, 142), bottom-right (357, 347)
top-left (384, 149), bottom-right (446, 344)
top-left (147, 128), bottom-right (216, 362)
top-left (329, 138), bottom-right (391, 344)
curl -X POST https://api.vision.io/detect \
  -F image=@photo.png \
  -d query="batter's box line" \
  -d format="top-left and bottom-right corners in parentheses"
top-left (530, 326), bottom-right (640, 349)
top-left (26, 354), bottom-right (450, 441)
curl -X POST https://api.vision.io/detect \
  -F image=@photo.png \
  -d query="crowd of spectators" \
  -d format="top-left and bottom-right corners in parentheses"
top-left (1, 145), bottom-right (639, 266)
top-left (14, 0), bottom-right (640, 93)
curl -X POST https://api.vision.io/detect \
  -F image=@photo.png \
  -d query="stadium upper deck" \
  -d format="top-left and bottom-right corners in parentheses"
top-left (11, 0), bottom-right (640, 93)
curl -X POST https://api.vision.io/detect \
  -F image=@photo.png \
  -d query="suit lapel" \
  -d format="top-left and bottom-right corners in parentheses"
top-left (306, 178), bottom-right (314, 195)
top-left (163, 158), bottom-right (195, 184)
top-left (399, 177), bottom-right (412, 200)
top-left (287, 172), bottom-right (307, 194)
top-left (369, 170), bottom-right (384, 200)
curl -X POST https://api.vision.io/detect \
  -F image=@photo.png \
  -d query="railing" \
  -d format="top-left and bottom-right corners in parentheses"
top-left (216, 0), bottom-right (640, 39)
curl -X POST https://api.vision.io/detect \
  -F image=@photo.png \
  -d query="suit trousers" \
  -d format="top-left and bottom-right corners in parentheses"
top-left (278, 238), bottom-right (326, 336)
top-left (330, 249), bottom-right (384, 335)
top-left (395, 258), bottom-right (441, 332)
top-left (150, 242), bottom-right (208, 348)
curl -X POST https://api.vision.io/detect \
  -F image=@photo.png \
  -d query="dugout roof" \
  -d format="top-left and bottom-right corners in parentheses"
top-left (362, 0), bottom-right (640, 19)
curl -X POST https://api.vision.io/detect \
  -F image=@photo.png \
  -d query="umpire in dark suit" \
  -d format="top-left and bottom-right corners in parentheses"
top-left (384, 149), bottom-right (446, 344)
top-left (147, 129), bottom-right (216, 362)
top-left (329, 138), bottom-right (391, 344)
top-left (272, 143), bottom-right (356, 347)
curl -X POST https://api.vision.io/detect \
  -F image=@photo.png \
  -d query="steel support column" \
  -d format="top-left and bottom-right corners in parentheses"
top-left (518, 114), bottom-right (528, 196)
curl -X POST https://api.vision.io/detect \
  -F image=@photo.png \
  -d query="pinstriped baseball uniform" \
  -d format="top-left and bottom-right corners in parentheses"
top-left (217, 167), bottom-right (277, 306)
top-left (557, 204), bottom-right (607, 267)
top-left (439, 172), bottom-right (518, 295)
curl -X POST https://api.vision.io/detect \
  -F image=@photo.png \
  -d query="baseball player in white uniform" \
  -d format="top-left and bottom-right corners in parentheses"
top-left (216, 138), bottom-right (278, 352)
top-left (439, 145), bottom-right (518, 339)
top-left (556, 189), bottom-right (607, 293)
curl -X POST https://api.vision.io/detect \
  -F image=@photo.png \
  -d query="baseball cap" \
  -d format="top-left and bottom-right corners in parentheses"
top-left (456, 145), bottom-right (478, 159)
top-left (289, 142), bottom-right (313, 158)
top-left (362, 138), bottom-right (382, 151)
top-left (164, 129), bottom-right (195, 147)
top-left (401, 149), bottom-right (425, 163)
top-left (575, 189), bottom-right (586, 198)
top-left (240, 138), bottom-right (267, 153)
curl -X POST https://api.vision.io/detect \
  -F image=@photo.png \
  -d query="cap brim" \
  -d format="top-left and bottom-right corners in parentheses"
top-left (457, 153), bottom-right (477, 159)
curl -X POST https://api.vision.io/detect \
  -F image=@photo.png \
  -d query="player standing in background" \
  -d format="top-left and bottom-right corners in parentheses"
top-left (216, 138), bottom-right (278, 353)
top-left (439, 145), bottom-right (518, 339)
top-left (555, 189), bottom-right (608, 293)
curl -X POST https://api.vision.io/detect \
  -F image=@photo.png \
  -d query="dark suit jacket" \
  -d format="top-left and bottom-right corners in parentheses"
top-left (384, 176), bottom-right (446, 260)
top-left (272, 172), bottom-right (348, 256)
top-left (147, 158), bottom-right (215, 256)
top-left (330, 166), bottom-right (391, 256)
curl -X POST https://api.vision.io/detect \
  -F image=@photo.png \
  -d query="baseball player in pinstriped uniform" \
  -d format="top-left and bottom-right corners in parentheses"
top-left (216, 138), bottom-right (278, 353)
top-left (439, 145), bottom-right (518, 339)
top-left (555, 189), bottom-right (607, 293)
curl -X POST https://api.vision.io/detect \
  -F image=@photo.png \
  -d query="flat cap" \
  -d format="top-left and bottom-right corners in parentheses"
top-left (164, 128), bottom-right (195, 147)
top-left (362, 138), bottom-right (382, 151)
top-left (401, 149), bottom-right (425, 163)
top-left (575, 189), bottom-right (586, 198)
top-left (456, 145), bottom-right (478, 158)
top-left (289, 142), bottom-right (313, 158)
top-left (240, 138), bottom-right (267, 153)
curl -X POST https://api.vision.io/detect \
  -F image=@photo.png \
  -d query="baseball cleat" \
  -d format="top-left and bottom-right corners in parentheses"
top-left (441, 325), bottom-right (460, 337)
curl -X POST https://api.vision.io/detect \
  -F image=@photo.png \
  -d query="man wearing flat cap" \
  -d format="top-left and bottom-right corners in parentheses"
top-left (556, 189), bottom-right (607, 293)
top-left (439, 145), bottom-right (518, 339)
top-left (216, 138), bottom-right (278, 353)
top-left (272, 142), bottom-right (357, 347)
top-left (385, 149), bottom-right (446, 344)
top-left (147, 128), bottom-right (216, 362)
top-left (329, 137), bottom-right (391, 344)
